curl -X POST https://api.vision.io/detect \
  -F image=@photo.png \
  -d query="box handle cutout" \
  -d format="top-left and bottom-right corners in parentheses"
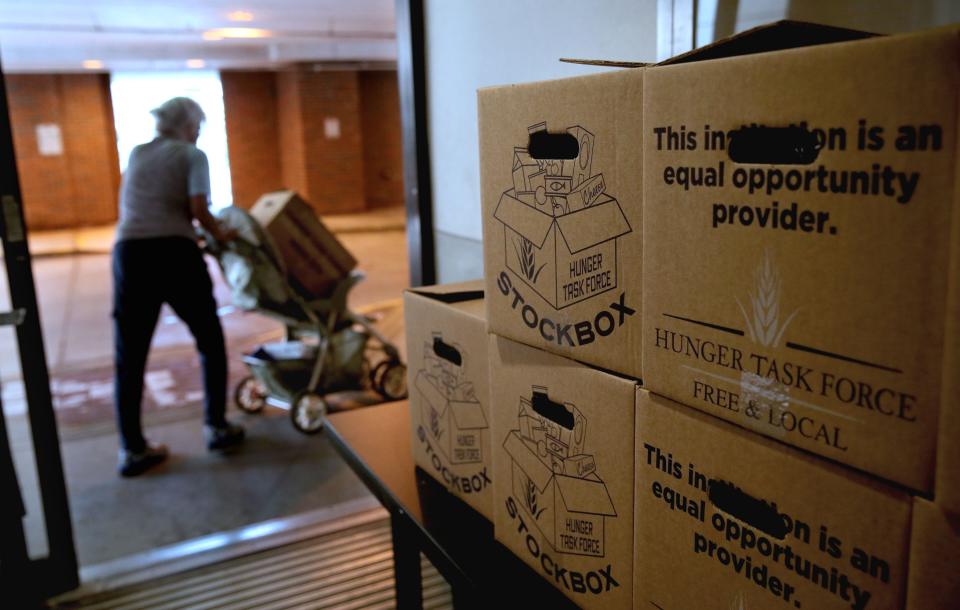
top-left (531, 386), bottom-right (575, 429)
top-left (528, 130), bottom-right (579, 160)
top-left (727, 125), bottom-right (820, 165)
top-left (708, 478), bottom-right (789, 539)
top-left (432, 336), bottom-right (462, 367)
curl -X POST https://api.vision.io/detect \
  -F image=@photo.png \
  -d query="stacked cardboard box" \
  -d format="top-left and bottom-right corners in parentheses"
top-left (634, 390), bottom-right (913, 609)
top-left (636, 23), bottom-right (960, 610)
top-left (480, 68), bottom-right (644, 381)
top-left (490, 336), bottom-right (637, 610)
top-left (402, 20), bottom-right (958, 610)
top-left (475, 20), bottom-right (884, 610)
top-left (477, 63), bottom-right (651, 610)
top-left (404, 281), bottom-right (493, 520)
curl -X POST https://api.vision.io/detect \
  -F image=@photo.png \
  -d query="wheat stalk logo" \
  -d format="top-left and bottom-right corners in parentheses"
top-left (429, 406), bottom-right (443, 440)
top-left (513, 236), bottom-right (546, 283)
top-left (524, 477), bottom-right (546, 520)
top-left (735, 250), bottom-right (798, 348)
top-left (730, 592), bottom-right (746, 610)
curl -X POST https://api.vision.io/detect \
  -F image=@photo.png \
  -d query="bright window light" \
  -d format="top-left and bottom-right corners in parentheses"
top-left (110, 71), bottom-right (234, 212)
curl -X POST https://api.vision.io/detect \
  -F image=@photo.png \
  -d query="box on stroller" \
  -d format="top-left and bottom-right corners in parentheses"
top-left (207, 194), bottom-right (407, 434)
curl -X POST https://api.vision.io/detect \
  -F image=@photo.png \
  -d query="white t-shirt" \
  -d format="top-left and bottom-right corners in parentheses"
top-left (116, 137), bottom-right (211, 241)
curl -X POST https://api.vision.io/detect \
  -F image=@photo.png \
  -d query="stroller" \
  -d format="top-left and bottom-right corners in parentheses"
top-left (204, 206), bottom-right (407, 434)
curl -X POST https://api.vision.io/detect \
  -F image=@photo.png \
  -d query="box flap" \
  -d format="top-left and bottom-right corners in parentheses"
top-left (503, 431), bottom-right (553, 491)
top-left (415, 371), bottom-right (448, 417)
top-left (658, 20), bottom-right (876, 66)
top-left (449, 399), bottom-right (488, 430)
top-left (555, 195), bottom-right (631, 254)
top-left (555, 472), bottom-right (617, 516)
top-left (407, 280), bottom-right (484, 304)
top-left (559, 58), bottom-right (650, 68)
top-left (556, 21), bottom-right (875, 70)
top-left (494, 190), bottom-right (555, 248)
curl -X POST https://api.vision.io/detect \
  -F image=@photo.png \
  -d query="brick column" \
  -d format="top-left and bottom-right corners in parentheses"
top-left (276, 67), bottom-right (367, 214)
top-left (222, 67), bottom-right (404, 215)
top-left (7, 74), bottom-right (120, 230)
top-left (221, 71), bottom-right (283, 209)
top-left (359, 71), bottom-right (404, 208)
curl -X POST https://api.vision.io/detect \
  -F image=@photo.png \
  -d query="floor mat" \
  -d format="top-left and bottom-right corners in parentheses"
top-left (53, 512), bottom-right (452, 610)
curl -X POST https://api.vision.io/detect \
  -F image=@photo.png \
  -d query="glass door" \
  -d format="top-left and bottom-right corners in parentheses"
top-left (0, 57), bottom-right (78, 601)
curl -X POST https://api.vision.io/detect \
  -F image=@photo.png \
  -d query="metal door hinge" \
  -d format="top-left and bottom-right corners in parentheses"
top-left (1, 195), bottom-right (25, 243)
top-left (0, 309), bottom-right (26, 327)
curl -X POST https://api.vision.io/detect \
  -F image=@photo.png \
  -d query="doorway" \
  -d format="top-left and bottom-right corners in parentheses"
top-left (0, 40), bottom-right (411, 608)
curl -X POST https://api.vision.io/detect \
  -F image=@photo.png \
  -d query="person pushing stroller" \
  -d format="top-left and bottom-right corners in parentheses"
top-left (113, 97), bottom-right (244, 477)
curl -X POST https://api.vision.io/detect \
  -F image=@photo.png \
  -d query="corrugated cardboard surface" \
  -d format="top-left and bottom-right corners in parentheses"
top-left (490, 335), bottom-right (635, 610)
top-left (635, 390), bottom-right (912, 610)
top-left (403, 281), bottom-right (492, 520)
top-left (935, 102), bottom-right (960, 512)
top-left (479, 68), bottom-right (644, 380)
top-left (905, 498), bottom-right (960, 609)
top-left (642, 29), bottom-right (960, 492)
top-left (250, 191), bottom-right (357, 297)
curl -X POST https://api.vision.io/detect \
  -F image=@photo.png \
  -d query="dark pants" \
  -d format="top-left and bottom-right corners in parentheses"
top-left (112, 237), bottom-right (227, 452)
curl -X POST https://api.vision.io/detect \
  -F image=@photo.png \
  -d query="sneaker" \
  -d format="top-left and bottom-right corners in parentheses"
top-left (118, 442), bottom-right (169, 477)
top-left (205, 422), bottom-right (246, 451)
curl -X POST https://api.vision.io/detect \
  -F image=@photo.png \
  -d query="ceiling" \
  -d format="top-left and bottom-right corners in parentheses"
top-left (0, 0), bottom-right (397, 73)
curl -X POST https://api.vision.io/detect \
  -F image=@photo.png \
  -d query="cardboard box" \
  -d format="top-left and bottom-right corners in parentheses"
top-left (491, 335), bottom-right (635, 610)
top-left (635, 389), bottom-right (913, 610)
top-left (905, 498), bottom-right (960, 609)
top-left (479, 21), bottom-right (872, 381)
top-left (404, 281), bottom-right (492, 520)
top-left (642, 27), bottom-right (960, 492)
top-left (250, 190), bottom-right (357, 297)
top-left (480, 70), bottom-right (644, 379)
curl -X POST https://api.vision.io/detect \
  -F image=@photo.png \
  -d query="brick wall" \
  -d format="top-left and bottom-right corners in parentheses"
top-left (298, 69), bottom-right (366, 214)
top-left (6, 73), bottom-right (120, 230)
top-left (224, 67), bottom-right (403, 215)
top-left (221, 71), bottom-right (283, 209)
top-left (276, 69), bottom-right (308, 198)
top-left (358, 71), bottom-right (404, 208)
top-left (5, 68), bottom-right (403, 230)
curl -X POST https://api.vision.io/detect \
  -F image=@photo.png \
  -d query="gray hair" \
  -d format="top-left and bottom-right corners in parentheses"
top-left (151, 97), bottom-right (206, 138)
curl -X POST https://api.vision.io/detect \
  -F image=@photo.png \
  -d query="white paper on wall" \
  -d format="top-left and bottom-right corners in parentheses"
top-left (323, 117), bottom-right (341, 140)
top-left (36, 123), bottom-right (63, 156)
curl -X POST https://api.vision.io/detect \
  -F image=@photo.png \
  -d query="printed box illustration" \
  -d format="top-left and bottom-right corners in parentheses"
top-left (491, 335), bottom-right (636, 610)
top-left (415, 333), bottom-right (487, 465)
top-left (404, 281), bottom-right (492, 520)
top-left (634, 390), bottom-right (912, 610)
top-left (641, 26), bottom-right (960, 495)
top-left (503, 386), bottom-right (615, 557)
top-left (495, 123), bottom-right (631, 310)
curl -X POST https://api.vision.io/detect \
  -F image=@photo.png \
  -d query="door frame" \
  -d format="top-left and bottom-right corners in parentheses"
top-left (0, 59), bottom-right (79, 600)
top-left (396, 0), bottom-right (436, 287)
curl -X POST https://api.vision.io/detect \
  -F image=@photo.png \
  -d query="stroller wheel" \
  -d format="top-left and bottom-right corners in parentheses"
top-left (370, 359), bottom-right (388, 388)
top-left (290, 391), bottom-right (327, 434)
top-left (374, 360), bottom-right (408, 401)
top-left (235, 376), bottom-right (267, 413)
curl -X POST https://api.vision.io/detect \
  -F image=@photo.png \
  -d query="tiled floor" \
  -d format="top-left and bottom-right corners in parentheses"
top-left (0, 211), bottom-right (411, 568)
